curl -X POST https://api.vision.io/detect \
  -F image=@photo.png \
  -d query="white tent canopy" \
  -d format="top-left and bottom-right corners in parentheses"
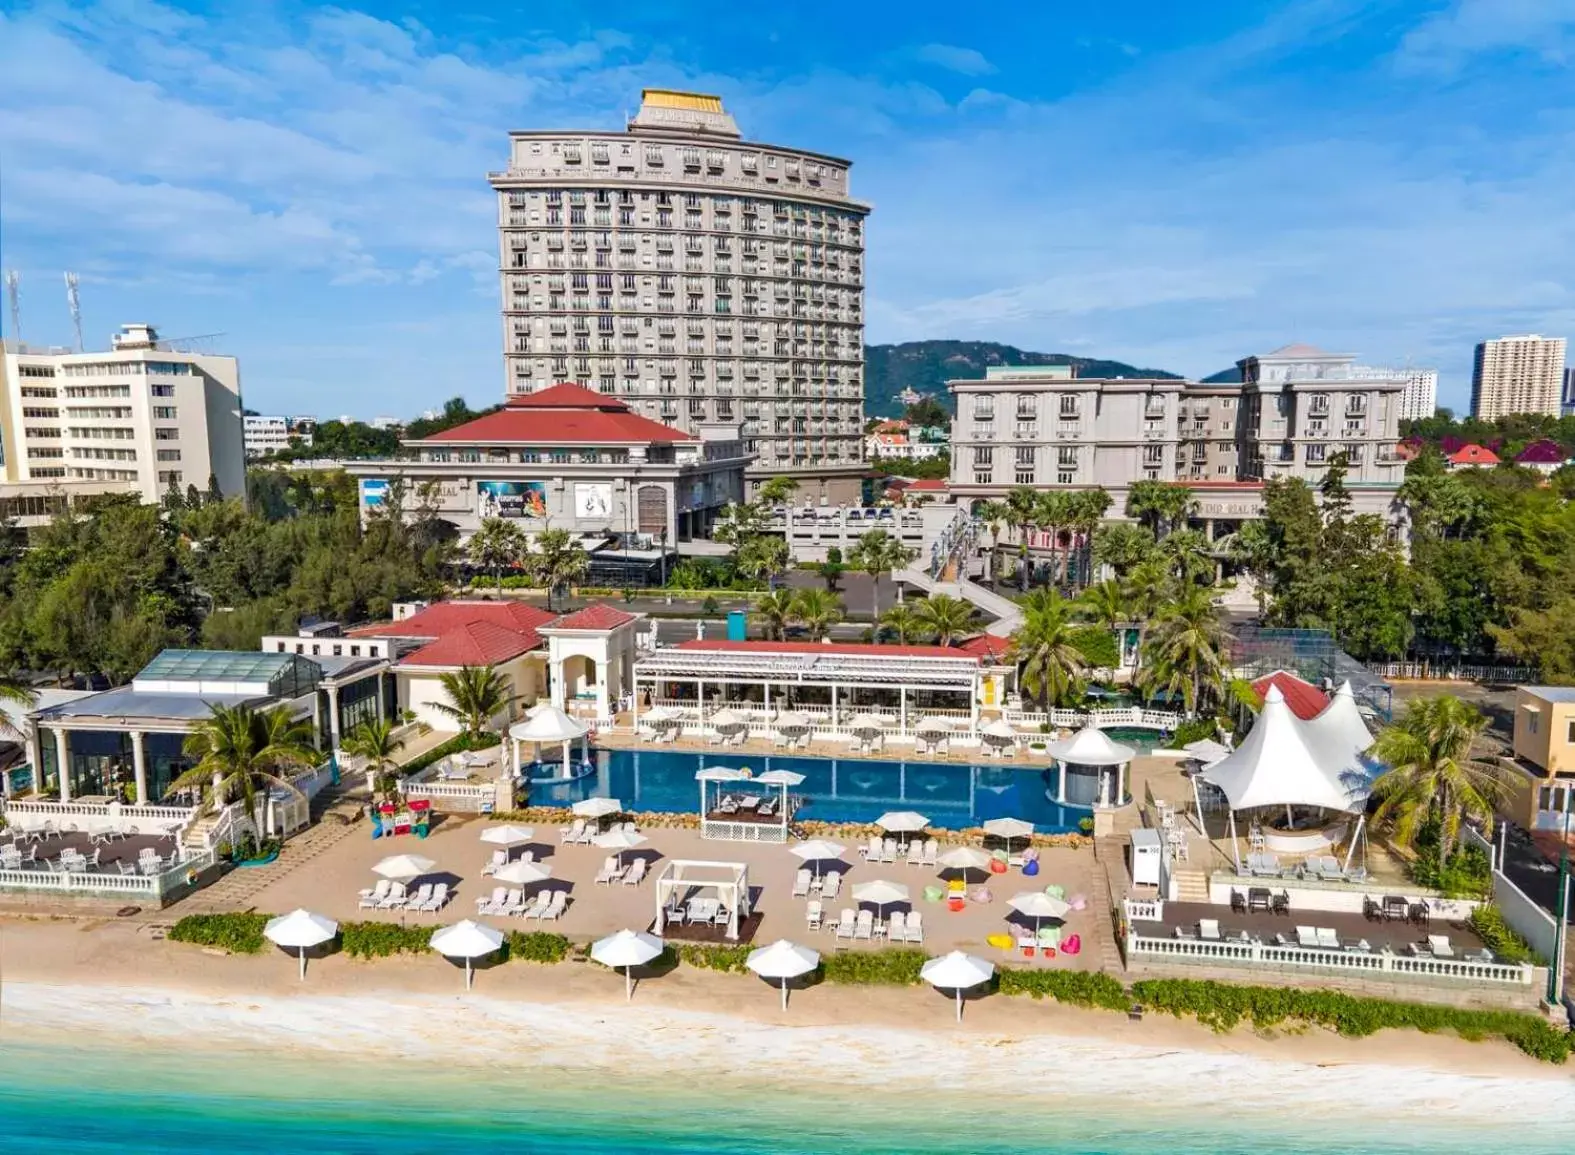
top-left (1307, 681), bottom-right (1376, 766)
top-left (1203, 685), bottom-right (1373, 813)
top-left (1181, 738), bottom-right (1232, 766)
top-left (509, 708), bottom-right (589, 743)
top-left (1047, 725), bottom-right (1135, 765)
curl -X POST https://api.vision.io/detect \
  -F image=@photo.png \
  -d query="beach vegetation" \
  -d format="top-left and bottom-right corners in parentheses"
top-left (467, 517), bottom-right (528, 591)
top-left (168, 703), bottom-right (318, 838)
top-left (995, 968), bottom-right (1128, 1010)
top-left (531, 527), bottom-right (590, 611)
top-left (340, 717), bottom-right (406, 801)
top-left (820, 948), bottom-right (928, 986)
top-left (790, 588), bottom-right (844, 641)
top-left (340, 922), bottom-right (433, 958)
top-left (432, 665), bottom-right (514, 738)
top-left (1009, 591), bottom-right (1088, 710)
top-left (671, 943), bottom-right (754, 974)
top-left (1466, 904), bottom-right (1543, 966)
top-left (504, 931), bottom-right (572, 964)
top-left (909, 594), bottom-right (978, 647)
top-left (848, 529), bottom-right (916, 619)
top-left (168, 913), bottom-right (269, 954)
top-left (399, 729), bottom-right (500, 777)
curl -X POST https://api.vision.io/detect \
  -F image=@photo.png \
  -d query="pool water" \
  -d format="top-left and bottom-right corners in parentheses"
top-left (530, 748), bottom-right (1090, 833)
top-left (1100, 726), bottom-right (1171, 753)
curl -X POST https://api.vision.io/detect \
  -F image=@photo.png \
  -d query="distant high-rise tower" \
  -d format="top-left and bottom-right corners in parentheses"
top-left (1470, 334), bottom-right (1567, 419)
top-left (1397, 369), bottom-right (1438, 421)
top-left (1563, 366), bottom-right (1575, 418)
top-left (488, 89), bottom-right (871, 501)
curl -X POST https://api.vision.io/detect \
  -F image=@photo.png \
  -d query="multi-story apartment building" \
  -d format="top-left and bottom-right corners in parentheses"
top-left (1562, 367), bottom-right (1575, 418)
top-left (1353, 365), bottom-right (1438, 422)
top-left (1236, 344), bottom-right (1407, 487)
top-left (243, 414), bottom-right (315, 458)
top-left (947, 344), bottom-right (1406, 528)
top-left (0, 323), bottom-right (245, 523)
top-left (487, 89), bottom-right (870, 502)
top-left (1471, 334), bottom-right (1567, 419)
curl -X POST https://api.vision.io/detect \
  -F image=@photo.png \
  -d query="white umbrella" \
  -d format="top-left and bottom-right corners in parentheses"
top-left (429, 920), bottom-right (505, 990)
top-left (372, 853), bottom-right (437, 883)
top-left (709, 708), bottom-right (748, 730)
top-left (1007, 890), bottom-right (1071, 934)
top-left (773, 711), bottom-right (811, 732)
top-left (914, 716), bottom-right (954, 734)
top-left (755, 769), bottom-right (806, 787)
top-left (921, 951), bottom-right (996, 1021)
top-left (789, 838), bottom-right (846, 880)
top-left (876, 810), bottom-right (930, 834)
top-left (981, 817), bottom-right (1034, 840)
top-left (936, 846), bottom-right (992, 876)
top-left (852, 879), bottom-right (910, 915)
top-left (747, 939), bottom-right (820, 1012)
top-left (590, 929), bottom-right (666, 1001)
top-left (264, 909), bottom-right (338, 981)
top-left (848, 712), bottom-right (890, 733)
top-left (493, 859), bottom-right (553, 886)
top-left (981, 718), bottom-right (1019, 741)
top-left (573, 797), bottom-right (623, 819)
top-left (641, 706), bottom-right (677, 725)
top-left (592, 826), bottom-right (649, 870)
top-left (479, 824), bottom-right (536, 846)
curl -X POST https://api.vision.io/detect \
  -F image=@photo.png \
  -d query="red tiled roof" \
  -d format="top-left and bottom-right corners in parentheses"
top-left (400, 620), bottom-right (542, 668)
top-left (1516, 439), bottom-right (1567, 465)
top-left (548, 604), bottom-right (637, 631)
top-left (418, 384), bottom-right (696, 445)
top-left (1448, 444), bottom-right (1500, 466)
top-left (906, 479), bottom-right (949, 491)
top-left (350, 600), bottom-right (558, 639)
top-left (955, 634), bottom-right (1012, 662)
top-left (1250, 670), bottom-right (1329, 721)
top-left (675, 639), bottom-right (979, 662)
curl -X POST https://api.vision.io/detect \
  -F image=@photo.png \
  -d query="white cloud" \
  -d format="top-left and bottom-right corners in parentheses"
top-left (1398, 0), bottom-right (1575, 71)
top-left (912, 43), bottom-right (996, 76)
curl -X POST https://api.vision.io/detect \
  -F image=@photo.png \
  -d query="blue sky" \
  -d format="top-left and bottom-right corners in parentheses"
top-left (1, 0), bottom-right (1572, 416)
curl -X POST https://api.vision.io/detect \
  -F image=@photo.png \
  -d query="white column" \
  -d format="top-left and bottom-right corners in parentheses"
top-left (830, 685), bottom-right (839, 731)
top-left (696, 679), bottom-right (706, 727)
top-left (969, 687), bottom-right (980, 736)
top-left (1056, 759), bottom-right (1067, 804)
top-left (130, 730), bottom-right (148, 805)
top-left (899, 687), bottom-right (907, 737)
top-left (561, 740), bottom-right (571, 780)
top-left (325, 684), bottom-right (342, 749)
top-left (763, 682), bottom-right (771, 717)
top-left (631, 674), bottom-right (641, 732)
top-left (27, 726), bottom-right (42, 794)
top-left (54, 728), bottom-right (70, 802)
top-left (511, 736), bottom-right (521, 778)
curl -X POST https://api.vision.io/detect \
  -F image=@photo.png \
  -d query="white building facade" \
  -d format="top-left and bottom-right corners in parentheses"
top-left (0, 323), bottom-right (245, 512)
top-left (1471, 334), bottom-right (1568, 419)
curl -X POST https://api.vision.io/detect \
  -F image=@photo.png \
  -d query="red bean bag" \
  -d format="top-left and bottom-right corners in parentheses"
top-left (988, 858), bottom-right (1008, 874)
top-left (1062, 934), bottom-right (1082, 956)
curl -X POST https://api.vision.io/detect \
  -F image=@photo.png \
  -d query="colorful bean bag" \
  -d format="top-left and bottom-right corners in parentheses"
top-left (1022, 858), bottom-right (1040, 877)
top-left (986, 933), bottom-right (1014, 953)
top-left (923, 885), bottom-right (945, 903)
top-left (988, 858), bottom-right (1009, 874)
top-left (1036, 925), bottom-right (1062, 948)
top-left (970, 886), bottom-right (993, 904)
top-left (1043, 883), bottom-right (1066, 900)
top-left (1062, 933), bottom-right (1082, 956)
top-left (1068, 893), bottom-right (1088, 911)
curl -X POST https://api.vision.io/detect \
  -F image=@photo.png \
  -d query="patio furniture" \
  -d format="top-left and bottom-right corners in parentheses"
top-left (407, 883), bottom-right (434, 910)
top-left (420, 883), bottom-right (450, 912)
top-left (482, 850), bottom-right (507, 876)
top-left (859, 836), bottom-right (881, 861)
top-left (540, 891), bottom-right (569, 921)
top-left (1464, 947), bottom-right (1496, 964)
top-left (906, 841), bottom-right (923, 867)
top-left (623, 858), bottom-right (648, 886)
top-left (1409, 902), bottom-right (1431, 928)
top-left (1381, 895), bottom-right (1408, 922)
top-left (377, 882), bottom-right (409, 910)
top-left (559, 818), bottom-right (586, 843)
top-left (854, 910), bottom-right (874, 939)
top-left (886, 911), bottom-right (906, 940)
top-left (360, 880), bottom-right (392, 908)
top-left (821, 871), bottom-right (842, 900)
top-left (1230, 890), bottom-right (1247, 914)
top-left (904, 911), bottom-right (923, 943)
top-left (880, 838), bottom-right (898, 864)
top-left (1199, 919), bottom-right (1222, 941)
top-left (595, 856), bottom-right (624, 885)
top-left (476, 886), bottom-right (508, 914)
top-left (792, 869), bottom-right (812, 897)
top-left (1174, 926), bottom-right (1197, 941)
top-left (1296, 925), bottom-right (1319, 948)
top-left (923, 840), bottom-right (938, 867)
top-left (1270, 891), bottom-right (1290, 916)
top-left (833, 909), bottom-right (856, 941)
top-left (1246, 887), bottom-right (1271, 914)
top-left (1426, 934), bottom-right (1454, 958)
top-left (1315, 927), bottom-right (1340, 949)
top-left (806, 900), bottom-right (823, 930)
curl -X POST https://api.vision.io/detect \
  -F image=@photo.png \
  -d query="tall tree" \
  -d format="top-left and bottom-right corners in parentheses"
top-left (879, 603), bottom-right (923, 644)
top-left (168, 703), bottom-right (318, 841)
top-left (912, 593), bottom-right (979, 646)
top-left (1140, 584), bottom-right (1227, 714)
top-left (532, 527), bottom-right (589, 610)
top-left (468, 517), bottom-right (528, 591)
top-left (1077, 579), bottom-right (1129, 631)
top-left (848, 528), bottom-right (916, 618)
top-left (340, 716), bottom-right (406, 802)
top-left (790, 588), bottom-right (844, 641)
top-left (975, 500), bottom-right (1011, 583)
top-left (1092, 521), bottom-right (1158, 578)
top-left (434, 665), bottom-right (513, 737)
top-left (736, 534), bottom-right (790, 589)
top-left (1008, 591), bottom-right (1088, 710)
top-left (753, 589), bottom-right (797, 641)
top-left (1125, 480), bottom-right (1194, 539)
top-left (1005, 485), bottom-right (1041, 590)
top-left (1370, 696), bottom-right (1508, 869)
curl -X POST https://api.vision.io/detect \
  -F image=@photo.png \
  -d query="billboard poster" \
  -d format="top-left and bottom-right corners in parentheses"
top-left (360, 479), bottom-right (388, 507)
top-left (574, 482), bottom-right (613, 519)
top-left (476, 480), bottom-right (548, 520)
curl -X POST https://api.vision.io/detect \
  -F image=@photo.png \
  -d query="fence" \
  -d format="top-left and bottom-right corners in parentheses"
top-left (1365, 661), bottom-right (1539, 684)
top-left (400, 779), bottom-right (496, 811)
top-left (0, 797), bottom-right (196, 837)
top-left (291, 761), bottom-right (335, 802)
top-left (0, 847), bottom-right (216, 902)
top-left (1125, 930), bottom-right (1535, 986)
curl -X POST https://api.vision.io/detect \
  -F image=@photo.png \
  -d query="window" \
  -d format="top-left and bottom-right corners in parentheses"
top-left (154, 428), bottom-right (179, 441)
top-left (1568, 719), bottom-right (1575, 744)
top-left (1058, 395), bottom-right (1078, 416)
top-left (150, 384), bottom-right (176, 397)
top-left (152, 406), bottom-right (177, 420)
top-left (1527, 709), bottom-right (1539, 735)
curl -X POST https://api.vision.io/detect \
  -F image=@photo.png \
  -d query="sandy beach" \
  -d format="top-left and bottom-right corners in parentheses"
top-left (2, 915), bottom-right (1570, 1117)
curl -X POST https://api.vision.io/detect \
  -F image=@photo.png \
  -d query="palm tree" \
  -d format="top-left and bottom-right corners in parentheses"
top-left (468, 517), bottom-right (527, 591)
top-left (1092, 522), bottom-right (1158, 578)
top-left (1217, 519), bottom-right (1275, 616)
top-left (848, 528), bottom-right (916, 618)
top-left (433, 665), bottom-right (513, 737)
top-left (167, 703), bottom-right (318, 844)
top-left (912, 594), bottom-right (979, 647)
top-left (1159, 528), bottom-right (1214, 587)
top-left (340, 716), bottom-right (405, 802)
top-left (0, 673), bottom-right (37, 742)
top-left (791, 588), bottom-right (843, 640)
top-left (736, 535), bottom-right (790, 589)
top-left (1077, 579), bottom-right (1128, 632)
top-left (880, 603), bottom-right (923, 644)
top-left (1008, 591), bottom-right (1088, 711)
top-left (1123, 557), bottom-right (1173, 671)
top-left (1005, 485), bottom-right (1040, 590)
top-left (1371, 696), bottom-right (1509, 870)
top-left (1066, 488), bottom-right (1112, 587)
top-left (532, 528), bottom-right (589, 610)
top-left (754, 589), bottom-right (797, 641)
top-left (975, 500), bottom-right (1010, 584)
top-left (1125, 480), bottom-right (1195, 540)
top-left (1140, 585), bottom-right (1227, 714)
top-left (1033, 490), bottom-right (1071, 586)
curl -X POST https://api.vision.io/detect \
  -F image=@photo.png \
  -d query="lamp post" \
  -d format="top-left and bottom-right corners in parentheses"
top-left (1551, 804), bottom-right (1571, 1007)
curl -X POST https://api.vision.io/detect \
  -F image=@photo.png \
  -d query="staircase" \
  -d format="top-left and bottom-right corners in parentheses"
top-left (894, 568), bottom-right (1024, 638)
top-left (184, 818), bottom-right (361, 913)
top-left (1172, 866), bottom-right (1210, 904)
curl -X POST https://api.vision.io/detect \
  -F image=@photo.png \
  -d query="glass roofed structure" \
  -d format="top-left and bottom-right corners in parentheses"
top-left (134, 650), bottom-right (324, 699)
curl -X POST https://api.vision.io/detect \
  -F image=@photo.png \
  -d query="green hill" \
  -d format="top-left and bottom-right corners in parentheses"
top-left (864, 341), bottom-right (1183, 416)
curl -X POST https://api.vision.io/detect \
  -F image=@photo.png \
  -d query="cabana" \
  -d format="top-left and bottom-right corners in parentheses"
top-left (695, 766), bottom-right (799, 843)
top-left (1200, 685), bottom-right (1377, 875)
top-left (508, 706), bottom-right (590, 780)
top-left (1046, 725), bottom-right (1136, 808)
top-left (654, 859), bottom-right (753, 941)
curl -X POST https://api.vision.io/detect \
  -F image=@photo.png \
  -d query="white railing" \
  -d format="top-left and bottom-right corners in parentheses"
top-left (291, 761), bottom-right (334, 802)
top-left (1123, 897), bottom-right (1165, 923)
top-left (400, 780), bottom-right (495, 812)
top-left (1004, 706), bottom-right (1181, 731)
top-left (700, 818), bottom-right (790, 843)
top-left (0, 798), bottom-right (196, 836)
top-left (0, 846), bottom-right (214, 900)
top-left (1365, 661), bottom-right (1539, 684)
top-left (1126, 932), bottom-right (1534, 985)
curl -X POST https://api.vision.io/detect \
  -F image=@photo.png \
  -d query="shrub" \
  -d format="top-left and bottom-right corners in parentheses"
top-left (701, 595), bottom-right (720, 614)
top-left (820, 948), bottom-right (927, 986)
top-left (168, 913), bottom-right (269, 954)
top-left (997, 967), bottom-right (1128, 1010)
top-left (1468, 904), bottom-right (1544, 966)
top-left (399, 730), bottom-right (501, 776)
top-left (339, 921), bottom-right (433, 958)
top-left (1129, 977), bottom-right (1569, 1063)
top-left (674, 943), bottom-right (754, 973)
top-left (505, 931), bottom-right (572, 964)
top-left (1172, 717), bottom-right (1223, 747)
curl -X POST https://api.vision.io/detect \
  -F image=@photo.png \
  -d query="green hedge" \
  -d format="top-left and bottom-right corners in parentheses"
top-left (820, 948), bottom-right (928, 986)
top-left (506, 931), bottom-right (572, 964)
top-left (168, 913), bottom-right (269, 954)
top-left (673, 943), bottom-right (754, 974)
top-left (997, 967), bottom-right (1129, 1010)
top-left (399, 730), bottom-right (501, 776)
top-left (339, 921), bottom-right (433, 958)
top-left (1129, 977), bottom-right (1570, 1063)
top-left (1467, 904), bottom-right (1544, 966)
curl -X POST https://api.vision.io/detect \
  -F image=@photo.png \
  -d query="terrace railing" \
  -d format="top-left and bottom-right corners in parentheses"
top-left (0, 797), bottom-right (197, 836)
top-left (1004, 706), bottom-right (1181, 731)
top-left (1123, 897), bottom-right (1166, 923)
top-left (0, 846), bottom-right (215, 902)
top-left (1126, 930), bottom-right (1535, 986)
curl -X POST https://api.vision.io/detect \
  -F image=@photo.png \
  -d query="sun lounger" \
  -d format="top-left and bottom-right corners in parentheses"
top-left (595, 856), bottom-right (623, 884)
top-left (360, 879), bottom-right (392, 909)
top-left (482, 850), bottom-right (506, 876)
top-left (377, 882), bottom-right (409, 910)
top-left (884, 911), bottom-right (905, 940)
top-left (833, 909), bottom-right (856, 941)
top-left (806, 900), bottom-right (823, 930)
top-left (903, 910), bottom-right (923, 943)
top-left (514, 890), bottom-right (547, 919)
top-left (1427, 934), bottom-right (1454, 958)
top-left (859, 836), bottom-right (881, 861)
top-left (476, 885), bottom-right (508, 914)
top-left (623, 858), bottom-right (648, 886)
top-left (821, 871), bottom-right (842, 899)
top-left (1199, 919), bottom-right (1222, 941)
top-left (559, 818), bottom-right (586, 843)
top-left (880, 838), bottom-right (898, 864)
top-left (854, 909), bottom-right (874, 940)
top-left (922, 840), bottom-right (938, 867)
top-left (407, 883), bottom-right (434, 910)
top-left (1295, 925), bottom-right (1318, 948)
top-left (792, 868), bottom-right (812, 897)
top-left (421, 882), bottom-right (449, 912)
top-left (1173, 926), bottom-right (1197, 941)
top-left (905, 841), bottom-right (923, 866)
top-left (540, 890), bottom-right (569, 921)
top-left (1315, 927), bottom-right (1339, 949)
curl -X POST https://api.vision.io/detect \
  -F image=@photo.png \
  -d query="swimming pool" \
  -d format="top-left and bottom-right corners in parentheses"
top-left (529, 748), bottom-right (1090, 833)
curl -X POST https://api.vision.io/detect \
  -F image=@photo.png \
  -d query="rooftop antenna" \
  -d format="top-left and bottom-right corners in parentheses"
top-left (64, 271), bottom-right (82, 351)
top-left (4, 270), bottom-right (18, 343)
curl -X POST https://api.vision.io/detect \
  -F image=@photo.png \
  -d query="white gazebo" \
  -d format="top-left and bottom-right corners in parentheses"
top-left (1200, 685), bottom-right (1377, 873)
top-left (653, 859), bottom-right (753, 940)
top-left (695, 766), bottom-right (799, 843)
top-left (508, 706), bottom-right (590, 780)
top-left (1046, 725), bottom-right (1136, 808)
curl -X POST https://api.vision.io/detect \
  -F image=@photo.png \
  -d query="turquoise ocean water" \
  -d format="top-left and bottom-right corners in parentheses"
top-left (1, 1034), bottom-right (1565, 1154)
